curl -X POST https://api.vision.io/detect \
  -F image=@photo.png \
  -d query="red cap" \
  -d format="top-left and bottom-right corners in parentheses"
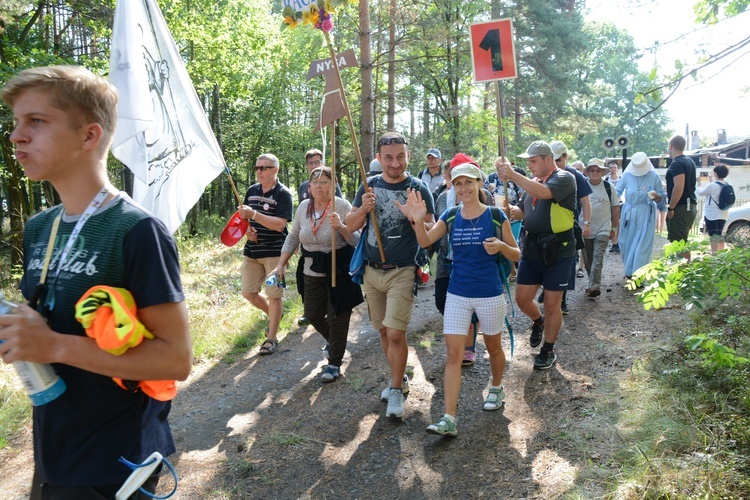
top-left (220, 211), bottom-right (249, 246)
top-left (449, 153), bottom-right (478, 169)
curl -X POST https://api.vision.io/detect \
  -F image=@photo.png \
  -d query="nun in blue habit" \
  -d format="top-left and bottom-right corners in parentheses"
top-left (616, 152), bottom-right (666, 278)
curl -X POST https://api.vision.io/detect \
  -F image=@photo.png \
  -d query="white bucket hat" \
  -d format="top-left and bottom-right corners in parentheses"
top-left (628, 152), bottom-right (652, 177)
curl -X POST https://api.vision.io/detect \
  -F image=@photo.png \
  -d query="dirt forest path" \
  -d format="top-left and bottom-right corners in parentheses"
top-left (0, 236), bottom-right (686, 499)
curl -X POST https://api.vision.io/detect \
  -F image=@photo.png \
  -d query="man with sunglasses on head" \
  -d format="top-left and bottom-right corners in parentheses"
top-left (346, 131), bottom-right (436, 422)
top-left (238, 153), bottom-right (293, 355)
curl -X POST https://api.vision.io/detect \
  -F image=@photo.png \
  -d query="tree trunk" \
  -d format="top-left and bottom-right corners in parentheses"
top-left (386, 0), bottom-right (396, 130)
top-left (0, 135), bottom-right (26, 266)
top-left (359, 0), bottom-right (374, 163)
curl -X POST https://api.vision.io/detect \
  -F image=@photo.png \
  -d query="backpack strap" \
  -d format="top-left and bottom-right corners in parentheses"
top-left (709, 181), bottom-right (723, 206)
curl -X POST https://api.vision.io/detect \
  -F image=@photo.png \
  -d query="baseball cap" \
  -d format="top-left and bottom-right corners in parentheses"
top-left (450, 163), bottom-right (483, 183)
top-left (517, 140), bottom-right (554, 159)
top-left (549, 141), bottom-right (568, 160)
top-left (368, 158), bottom-right (382, 174)
top-left (426, 148), bottom-right (442, 158)
top-left (220, 210), bottom-right (249, 246)
top-left (449, 153), bottom-right (478, 169)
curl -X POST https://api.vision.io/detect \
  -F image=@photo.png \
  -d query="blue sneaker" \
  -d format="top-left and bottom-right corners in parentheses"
top-left (320, 365), bottom-right (339, 383)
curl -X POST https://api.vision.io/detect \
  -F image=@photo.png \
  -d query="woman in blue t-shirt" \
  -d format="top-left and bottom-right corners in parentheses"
top-left (401, 163), bottom-right (520, 437)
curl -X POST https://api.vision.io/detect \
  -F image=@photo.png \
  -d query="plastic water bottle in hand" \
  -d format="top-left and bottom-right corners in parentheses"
top-left (0, 293), bottom-right (66, 406)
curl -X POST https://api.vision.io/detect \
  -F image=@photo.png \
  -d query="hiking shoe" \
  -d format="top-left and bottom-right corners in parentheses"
top-left (586, 288), bottom-right (601, 298)
top-left (320, 365), bottom-right (339, 383)
top-left (380, 374), bottom-right (410, 402)
top-left (426, 416), bottom-right (458, 437)
top-left (534, 350), bottom-right (557, 370)
top-left (609, 243), bottom-right (620, 253)
top-left (386, 388), bottom-right (405, 421)
top-left (561, 300), bottom-right (569, 315)
top-left (576, 269), bottom-right (585, 278)
top-left (529, 318), bottom-right (544, 348)
top-left (462, 350), bottom-right (476, 366)
top-left (298, 315), bottom-right (309, 326)
top-left (483, 385), bottom-right (505, 411)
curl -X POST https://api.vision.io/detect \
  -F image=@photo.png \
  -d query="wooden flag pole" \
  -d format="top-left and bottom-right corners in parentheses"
top-left (330, 122), bottom-right (337, 287)
top-left (323, 31), bottom-right (386, 263)
top-left (495, 81), bottom-right (510, 217)
top-left (225, 166), bottom-right (243, 206)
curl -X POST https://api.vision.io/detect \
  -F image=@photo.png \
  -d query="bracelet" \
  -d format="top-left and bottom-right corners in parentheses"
top-left (667, 207), bottom-right (674, 211)
top-left (251, 210), bottom-right (257, 220)
top-left (611, 227), bottom-right (618, 232)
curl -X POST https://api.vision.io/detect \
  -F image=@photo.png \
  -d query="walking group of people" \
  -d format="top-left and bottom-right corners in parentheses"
top-left (234, 129), bottom-right (719, 439)
top-left (0, 62), bottom-right (729, 496)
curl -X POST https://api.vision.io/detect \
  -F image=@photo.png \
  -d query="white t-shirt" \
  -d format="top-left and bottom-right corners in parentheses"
top-left (696, 180), bottom-right (730, 221)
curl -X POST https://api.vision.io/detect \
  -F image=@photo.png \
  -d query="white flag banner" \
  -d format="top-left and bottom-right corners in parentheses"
top-left (109, 0), bottom-right (225, 233)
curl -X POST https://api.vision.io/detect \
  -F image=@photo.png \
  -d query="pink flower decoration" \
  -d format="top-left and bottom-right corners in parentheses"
top-left (320, 18), bottom-right (334, 32)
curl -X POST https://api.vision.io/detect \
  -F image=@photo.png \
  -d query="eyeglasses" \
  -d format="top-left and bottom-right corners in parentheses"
top-left (306, 159), bottom-right (322, 166)
top-left (378, 136), bottom-right (408, 148)
top-left (255, 165), bottom-right (275, 171)
top-left (310, 180), bottom-right (331, 186)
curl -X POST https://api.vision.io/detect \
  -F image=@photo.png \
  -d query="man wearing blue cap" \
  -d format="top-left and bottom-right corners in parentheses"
top-left (418, 148), bottom-right (445, 193)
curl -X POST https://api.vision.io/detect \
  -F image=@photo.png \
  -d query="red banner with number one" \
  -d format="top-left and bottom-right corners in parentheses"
top-left (469, 18), bottom-right (517, 82)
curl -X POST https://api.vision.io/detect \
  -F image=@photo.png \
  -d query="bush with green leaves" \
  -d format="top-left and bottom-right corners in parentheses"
top-left (626, 239), bottom-right (750, 493)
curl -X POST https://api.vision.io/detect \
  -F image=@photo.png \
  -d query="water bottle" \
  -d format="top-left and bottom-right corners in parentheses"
top-left (265, 273), bottom-right (286, 288)
top-left (0, 293), bottom-right (66, 406)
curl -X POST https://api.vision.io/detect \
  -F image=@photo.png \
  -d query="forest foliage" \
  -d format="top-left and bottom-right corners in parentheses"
top-left (0, 0), bottom-right (713, 256)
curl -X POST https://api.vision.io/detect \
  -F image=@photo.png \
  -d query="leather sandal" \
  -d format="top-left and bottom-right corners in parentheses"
top-left (259, 339), bottom-right (278, 355)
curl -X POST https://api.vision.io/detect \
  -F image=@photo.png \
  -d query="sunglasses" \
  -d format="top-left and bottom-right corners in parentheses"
top-left (378, 136), bottom-right (408, 148)
top-left (255, 165), bottom-right (275, 171)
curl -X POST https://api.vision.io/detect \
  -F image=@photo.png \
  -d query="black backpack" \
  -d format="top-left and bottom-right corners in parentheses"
top-left (714, 181), bottom-right (736, 210)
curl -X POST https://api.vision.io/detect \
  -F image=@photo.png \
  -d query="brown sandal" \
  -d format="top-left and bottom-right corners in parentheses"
top-left (259, 339), bottom-right (278, 355)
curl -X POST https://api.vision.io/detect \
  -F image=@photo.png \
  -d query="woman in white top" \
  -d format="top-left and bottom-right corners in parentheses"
top-left (274, 167), bottom-right (362, 382)
top-left (696, 164), bottom-right (730, 253)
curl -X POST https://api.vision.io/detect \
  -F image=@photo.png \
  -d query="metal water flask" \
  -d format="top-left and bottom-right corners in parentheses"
top-left (0, 293), bottom-right (66, 406)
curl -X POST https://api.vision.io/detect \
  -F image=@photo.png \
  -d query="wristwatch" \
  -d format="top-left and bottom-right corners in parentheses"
top-left (611, 227), bottom-right (618, 232)
top-left (667, 207), bottom-right (674, 211)
top-left (583, 221), bottom-right (590, 226)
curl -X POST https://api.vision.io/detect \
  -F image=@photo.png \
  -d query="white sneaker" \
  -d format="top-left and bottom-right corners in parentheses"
top-left (386, 388), bottom-right (405, 420)
top-left (380, 374), bottom-right (410, 402)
